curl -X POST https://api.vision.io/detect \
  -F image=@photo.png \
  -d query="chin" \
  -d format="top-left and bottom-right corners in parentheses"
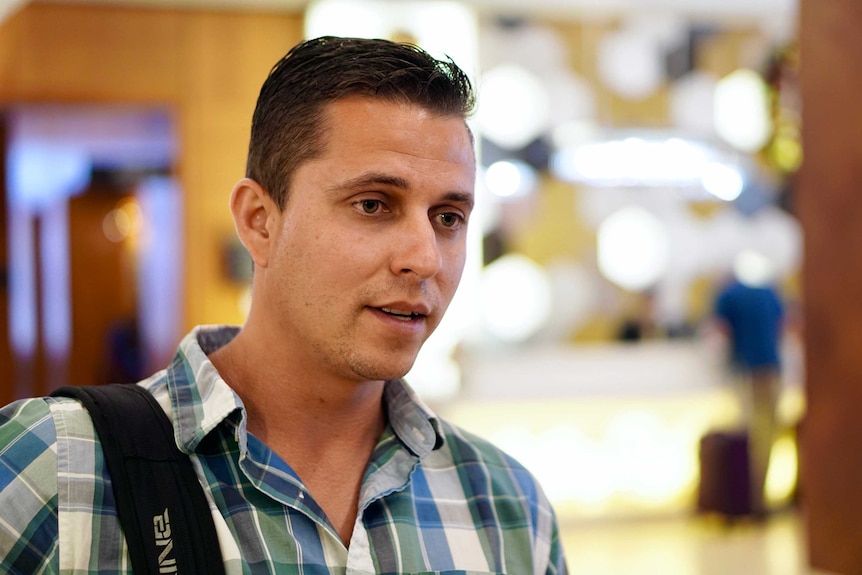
top-left (347, 353), bottom-right (417, 382)
top-left (357, 364), bottom-right (413, 382)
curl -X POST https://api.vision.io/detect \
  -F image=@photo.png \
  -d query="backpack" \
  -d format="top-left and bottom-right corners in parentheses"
top-left (51, 384), bottom-right (226, 575)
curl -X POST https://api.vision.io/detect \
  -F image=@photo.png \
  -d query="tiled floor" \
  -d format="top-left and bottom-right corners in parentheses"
top-left (559, 509), bottom-right (836, 575)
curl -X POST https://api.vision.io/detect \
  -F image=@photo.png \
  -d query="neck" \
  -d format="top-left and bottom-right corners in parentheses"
top-left (207, 326), bottom-right (387, 452)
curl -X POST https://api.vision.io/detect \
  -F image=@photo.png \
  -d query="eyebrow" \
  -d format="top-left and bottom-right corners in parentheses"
top-left (334, 172), bottom-right (410, 192)
top-left (330, 171), bottom-right (474, 209)
top-left (441, 191), bottom-right (475, 210)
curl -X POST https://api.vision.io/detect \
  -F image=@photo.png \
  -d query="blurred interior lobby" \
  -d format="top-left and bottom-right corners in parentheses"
top-left (1, 0), bottom-right (861, 573)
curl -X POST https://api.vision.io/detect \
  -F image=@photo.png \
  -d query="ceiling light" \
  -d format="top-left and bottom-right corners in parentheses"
top-left (479, 253), bottom-right (552, 343)
top-left (714, 68), bottom-right (773, 153)
top-left (484, 160), bottom-right (537, 200)
top-left (597, 206), bottom-right (671, 292)
top-left (701, 162), bottom-right (744, 201)
top-left (476, 64), bottom-right (550, 150)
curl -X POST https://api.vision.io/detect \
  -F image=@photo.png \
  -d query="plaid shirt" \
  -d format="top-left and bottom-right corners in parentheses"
top-left (1, 325), bottom-right (567, 574)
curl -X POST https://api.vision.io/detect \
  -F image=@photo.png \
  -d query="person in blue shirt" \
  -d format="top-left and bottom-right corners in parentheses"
top-left (714, 253), bottom-right (785, 515)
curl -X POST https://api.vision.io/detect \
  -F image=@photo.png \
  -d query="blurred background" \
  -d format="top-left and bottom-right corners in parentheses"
top-left (1, 0), bottom-right (860, 573)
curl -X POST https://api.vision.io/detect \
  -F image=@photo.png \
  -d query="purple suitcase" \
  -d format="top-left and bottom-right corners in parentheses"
top-left (696, 430), bottom-right (754, 518)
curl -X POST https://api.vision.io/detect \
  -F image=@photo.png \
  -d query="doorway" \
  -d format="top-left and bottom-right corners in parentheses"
top-left (2, 104), bottom-right (181, 401)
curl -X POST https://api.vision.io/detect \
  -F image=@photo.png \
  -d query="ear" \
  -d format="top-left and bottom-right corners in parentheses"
top-left (230, 178), bottom-right (278, 269)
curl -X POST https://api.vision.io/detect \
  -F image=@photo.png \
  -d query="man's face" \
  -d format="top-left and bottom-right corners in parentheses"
top-left (261, 96), bottom-right (475, 383)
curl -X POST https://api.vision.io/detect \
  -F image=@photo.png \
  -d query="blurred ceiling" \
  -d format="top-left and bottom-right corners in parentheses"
top-left (7, 0), bottom-right (798, 22)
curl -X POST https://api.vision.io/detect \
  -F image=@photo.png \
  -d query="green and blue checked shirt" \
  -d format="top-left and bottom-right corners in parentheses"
top-left (0, 325), bottom-right (567, 574)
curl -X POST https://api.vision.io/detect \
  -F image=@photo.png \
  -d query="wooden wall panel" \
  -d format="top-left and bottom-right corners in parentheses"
top-left (8, 5), bottom-right (184, 101)
top-left (798, 0), bottom-right (862, 573)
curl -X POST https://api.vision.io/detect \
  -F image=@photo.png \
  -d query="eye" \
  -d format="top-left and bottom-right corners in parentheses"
top-left (437, 212), bottom-right (463, 228)
top-left (357, 199), bottom-right (382, 214)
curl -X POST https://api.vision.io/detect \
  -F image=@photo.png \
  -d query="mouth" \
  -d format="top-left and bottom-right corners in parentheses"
top-left (376, 306), bottom-right (427, 322)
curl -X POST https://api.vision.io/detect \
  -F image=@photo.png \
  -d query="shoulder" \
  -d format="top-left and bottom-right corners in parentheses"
top-left (0, 397), bottom-right (65, 573)
top-left (421, 418), bottom-right (568, 573)
top-left (435, 418), bottom-right (525, 468)
top-left (2, 393), bottom-right (133, 573)
top-left (1, 396), bottom-right (59, 465)
top-left (0, 394), bottom-right (101, 493)
top-left (715, 283), bottom-right (735, 309)
top-left (430, 417), bottom-right (550, 507)
top-left (0, 393), bottom-right (114, 501)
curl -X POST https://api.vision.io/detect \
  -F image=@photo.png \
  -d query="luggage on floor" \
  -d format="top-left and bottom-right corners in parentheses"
top-left (696, 430), bottom-right (754, 518)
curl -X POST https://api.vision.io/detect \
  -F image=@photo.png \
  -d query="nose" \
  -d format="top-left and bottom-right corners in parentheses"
top-left (391, 215), bottom-right (443, 279)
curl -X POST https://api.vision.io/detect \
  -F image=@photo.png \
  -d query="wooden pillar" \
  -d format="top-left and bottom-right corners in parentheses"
top-left (798, 1), bottom-right (862, 573)
top-left (0, 115), bottom-right (11, 406)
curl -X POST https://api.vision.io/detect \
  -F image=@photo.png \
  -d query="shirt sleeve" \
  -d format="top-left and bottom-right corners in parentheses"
top-left (0, 398), bottom-right (60, 575)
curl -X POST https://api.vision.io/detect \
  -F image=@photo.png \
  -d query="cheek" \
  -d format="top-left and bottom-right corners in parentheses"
top-left (306, 228), bottom-right (382, 280)
top-left (441, 245), bottom-right (468, 291)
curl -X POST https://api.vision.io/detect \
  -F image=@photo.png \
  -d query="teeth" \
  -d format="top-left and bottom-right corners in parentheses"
top-left (381, 307), bottom-right (415, 320)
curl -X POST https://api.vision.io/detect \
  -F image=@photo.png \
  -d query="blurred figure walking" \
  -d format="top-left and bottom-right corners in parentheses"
top-left (713, 250), bottom-right (785, 516)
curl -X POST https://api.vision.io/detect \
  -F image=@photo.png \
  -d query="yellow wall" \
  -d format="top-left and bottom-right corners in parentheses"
top-left (0, 2), bottom-right (303, 332)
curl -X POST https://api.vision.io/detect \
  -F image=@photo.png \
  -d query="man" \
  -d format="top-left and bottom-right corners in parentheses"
top-left (0, 36), bottom-right (568, 574)
top-left (713, 255), bottom-right (785, 515)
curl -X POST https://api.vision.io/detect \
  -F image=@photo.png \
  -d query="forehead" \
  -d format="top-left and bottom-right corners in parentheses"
top-left (321, 96), bottom-right (473, 157)
top-left (307, 96), bottom-right (476, 187)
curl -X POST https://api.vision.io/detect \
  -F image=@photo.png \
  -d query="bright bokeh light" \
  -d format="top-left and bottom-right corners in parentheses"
top-left (597, 28), bottom-right (664, 100)
top-left (765, 434), bottom-right (799, 506)
top-left (552, 137), bottom-right (711, 187)
top-left (480, 23), bottom-right (596, 128)
top-left (484, 159), bottom-right (536, 200)
top-left (103, 209), bottom-right (130, 243)
top-left (714, 68), bottom-right (773, 152)
top-left (536, 260), bottom-right (600, 342)
top-left (40, 201), bottom-right (71, 362)
top-left (669, 71), bottom-right (719, 136)
top-left (7, 144), bottom-right (89, 364)
top-left (701, 162), bottom-right (745, 201)
top-left (550, 120), bottom-right (600, 150)
top-left (476, 64), bottom-right (550, 150)
top-left (404, 351), bottom-right (462, 403)
top-left (305, 1), bottom-right (477, 86)
top-left (479, 253), bottom-right (552, 343)
top-left (305, 0), bottom-right (384, 39)
top-left (446, 389), bottom-right (742, 517)
top-left (733, 249), bottom-right (776, 287)
top-left (597, 206), bottom-right (671, 292)
top-left (8, 143), bottom-right (90, 209)
top-left (103, 198), bottom-right (144, 243)
top-left (545, 70), bottom-right (596, 127)
top-left (772, 130), bottom-right (804, 173)
top-left (135, 177), bottom-right (184, 367)
top-left (605, 410), bottom-right (694, 503)
top-left (552, 135), bottom-right (751, 203)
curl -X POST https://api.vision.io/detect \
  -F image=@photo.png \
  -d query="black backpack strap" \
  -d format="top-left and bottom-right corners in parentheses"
top-left (51, 384), bottom-right (225, 575)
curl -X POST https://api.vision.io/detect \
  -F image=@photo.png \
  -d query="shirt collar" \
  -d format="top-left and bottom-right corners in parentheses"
top-left (383, 378), bottom-right (445, 457)
top-left (167, 325), bottom-right (244, 454)
top-left (164, 325), bottom-right (445, 456)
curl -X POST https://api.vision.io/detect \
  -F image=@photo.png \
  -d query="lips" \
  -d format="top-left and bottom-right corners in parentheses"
top-left (371, 299), bottom-right (431, 323)
top-left (378, 306), bottom-right (427, 321)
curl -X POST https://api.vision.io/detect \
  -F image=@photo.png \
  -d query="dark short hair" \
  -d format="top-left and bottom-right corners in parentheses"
top-left (246, 36), bottom-right (476, 209)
